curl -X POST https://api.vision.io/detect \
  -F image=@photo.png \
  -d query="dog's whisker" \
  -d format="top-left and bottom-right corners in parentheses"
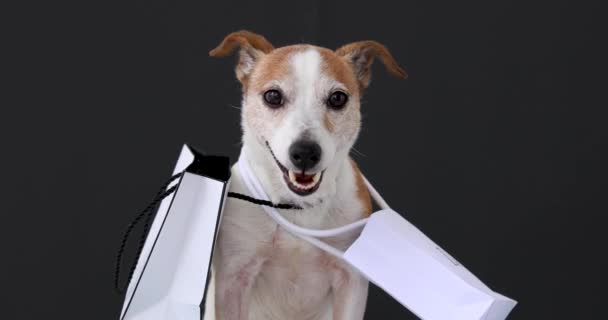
top-left (351, 147), bottom-right (366, 157)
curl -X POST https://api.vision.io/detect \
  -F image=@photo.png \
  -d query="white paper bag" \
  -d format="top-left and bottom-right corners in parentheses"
top-left (120, 145), bottom-right (230, 320)
top-left (343, 209), bottom-right (517, 320)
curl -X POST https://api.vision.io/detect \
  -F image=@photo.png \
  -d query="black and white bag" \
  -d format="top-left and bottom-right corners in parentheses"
top-left (117, 145), bottom-right (230, 320)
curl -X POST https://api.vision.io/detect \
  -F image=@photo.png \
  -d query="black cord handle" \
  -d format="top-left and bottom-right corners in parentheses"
top-left (113, 172), bottom-right (182, 294)
top-left (114, 172), bottom-right (301, 295)
top-left (227, 192), bottom-right (301, 210)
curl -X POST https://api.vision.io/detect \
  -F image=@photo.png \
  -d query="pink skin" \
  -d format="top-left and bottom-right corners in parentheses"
top-left (270, 225), bottom-right (281, 247)
top-left (331, 263), bottom-right (369, 319)
top-left (216, 249), bottom-right (365, 320)
top-left (216, 257), bottom-right (265, 320)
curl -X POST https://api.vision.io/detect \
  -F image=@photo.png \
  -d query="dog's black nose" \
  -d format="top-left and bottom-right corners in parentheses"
top-left (289, 140), bottom-right (322, 171)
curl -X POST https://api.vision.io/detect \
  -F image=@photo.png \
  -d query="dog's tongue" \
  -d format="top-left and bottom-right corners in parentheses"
top-left (295, 172), bottom-right (314, 184)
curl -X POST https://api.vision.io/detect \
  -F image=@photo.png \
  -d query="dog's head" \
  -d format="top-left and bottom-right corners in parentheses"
top-left (210, 30), bottom-right (406, 203)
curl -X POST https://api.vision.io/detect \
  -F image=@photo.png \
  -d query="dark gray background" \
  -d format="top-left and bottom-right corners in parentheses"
top-left (2, 0), bottom-right (607, 319)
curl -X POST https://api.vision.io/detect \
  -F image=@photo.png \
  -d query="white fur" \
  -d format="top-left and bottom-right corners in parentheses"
top-left (209, 47), bottom-right (368, 320)
top-left (272, 49), bottom-right (336, 179)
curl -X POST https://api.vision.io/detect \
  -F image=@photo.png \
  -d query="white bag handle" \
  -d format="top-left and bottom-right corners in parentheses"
top-left (237, 149), bottom-right (389, 258)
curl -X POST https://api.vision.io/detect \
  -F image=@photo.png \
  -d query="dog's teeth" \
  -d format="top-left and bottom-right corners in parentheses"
top-left (287, 170), bottom-right (321, 191)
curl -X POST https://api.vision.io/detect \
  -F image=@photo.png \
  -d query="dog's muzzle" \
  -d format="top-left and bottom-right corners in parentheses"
top-left (265, 141), bottom-right (324, 196)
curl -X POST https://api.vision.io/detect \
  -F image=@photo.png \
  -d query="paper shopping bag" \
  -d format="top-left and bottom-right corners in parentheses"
top-left (119, 145), bottom-right (230, 320)
top-left (343, 209), bottom-right (517, 320)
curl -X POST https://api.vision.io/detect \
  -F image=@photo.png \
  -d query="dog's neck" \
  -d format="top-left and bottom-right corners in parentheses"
top-left (241, 135), bottom-right (351, 212)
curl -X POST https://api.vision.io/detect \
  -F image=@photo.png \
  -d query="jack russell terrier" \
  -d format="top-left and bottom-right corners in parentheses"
top-left (206, 30), bottom-right (406, 320)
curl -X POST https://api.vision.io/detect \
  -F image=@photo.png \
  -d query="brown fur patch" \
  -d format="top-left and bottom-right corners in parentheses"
top-left (317, 48), bottom-right (360, 96)
top-left (209, 30), bottom-right (275, 89)
top-left (350, 159), bottom-right (372, 216)
top-left (248, 45), bottom-right (309, 92)
top-left (209, 30), bottom-right (274, 57)
top-left (323, 112), bottom-right (334, 132)
top-left (335, 40), bottom-right (407, 89)
top-left (249, 45), bottom-right (361, 96)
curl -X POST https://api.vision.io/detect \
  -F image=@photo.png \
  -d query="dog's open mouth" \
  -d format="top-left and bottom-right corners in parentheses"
top-left (265, 141), bottom-right (324, 196)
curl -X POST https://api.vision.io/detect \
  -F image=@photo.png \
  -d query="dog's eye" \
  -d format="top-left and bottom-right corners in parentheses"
top-left (263, 89), bottom-right (284, 108)
top-left (327, 91), bottom-right (348, 110)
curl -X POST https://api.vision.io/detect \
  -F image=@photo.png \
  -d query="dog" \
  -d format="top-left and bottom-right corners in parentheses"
top-left (205, 30), bottom-right (406, 320)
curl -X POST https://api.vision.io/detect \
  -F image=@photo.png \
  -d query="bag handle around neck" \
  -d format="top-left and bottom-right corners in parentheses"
top-left (238, 148), bottom-right (391, 258)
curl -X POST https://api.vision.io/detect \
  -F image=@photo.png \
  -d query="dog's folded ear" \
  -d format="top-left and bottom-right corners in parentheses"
top-left (335, 41), bottom-right (407, 89)
top-left (210, 30), bottom-right (274, 86)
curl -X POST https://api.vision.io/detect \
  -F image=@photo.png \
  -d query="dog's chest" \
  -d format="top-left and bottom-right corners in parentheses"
top-left (257, 206), bottom-right (359, 284)
top-left (252, 224), bottom-right (350, 315)
top-left (264, 227), bottom-right (331, 280)
top-left (218, 163), bottom-right (367, 318)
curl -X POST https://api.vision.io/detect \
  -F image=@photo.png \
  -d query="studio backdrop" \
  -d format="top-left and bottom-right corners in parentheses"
top-left (2, 0), bottom-right (606, 319)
